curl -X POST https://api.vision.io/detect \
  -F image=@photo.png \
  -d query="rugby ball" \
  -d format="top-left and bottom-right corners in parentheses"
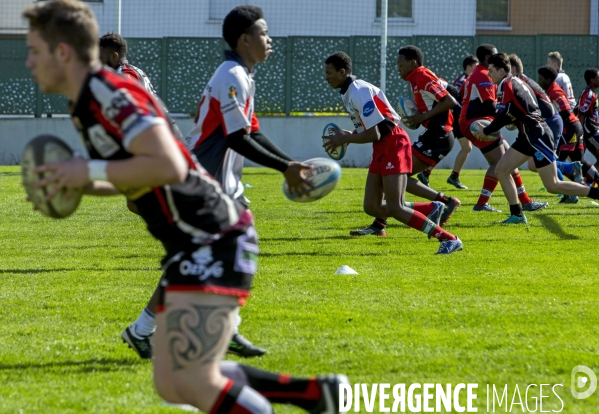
top-left (470, 120), bottom-right (500, 141)
top-left (397, 98), bottom-right (418, 130)
top-left (20, 134), bottom-right (83, 219)
top-left (322, 122), bottom-right (348, 160)
top-left (283, 158), bottom-right (341, 203)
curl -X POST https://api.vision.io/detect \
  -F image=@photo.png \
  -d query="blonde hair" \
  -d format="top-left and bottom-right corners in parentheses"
top-left (547, 51), bottom-right (563, 69)
top-left (23, 0), bottom-right (98, 64)
top-left (508, 54), bottom-right (523, 75)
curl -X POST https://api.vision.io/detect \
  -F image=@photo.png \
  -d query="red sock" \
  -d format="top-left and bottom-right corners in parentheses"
top-left (406, 211), bottom-right (456, 241)
top-left (512, 173), bottom-right (532, 205)
top-left (211, 380), bottom-right (273, 414)
top-left (435, 193), bottom-right (450, 204)
top-left (476, 175), bottom-right (499, 207)
top-left (405, 202), bottom-right (435, 216)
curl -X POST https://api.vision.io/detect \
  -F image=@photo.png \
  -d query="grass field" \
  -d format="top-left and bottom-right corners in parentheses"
top-left (0, 165), bottom-right (598, 413)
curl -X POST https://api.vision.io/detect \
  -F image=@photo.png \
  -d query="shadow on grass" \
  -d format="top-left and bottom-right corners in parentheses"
top-left (0, 172), bottom-right (20, 177)
top-left (261, 235), bottom-right (351, 241)
top-left (260, 251), bottom-right (383, 257)
top-left (0, 267), bottom-right (160, 274)
top-left (0, 358), bottom-right (142, 373)
top-left (535, 214), bottom-right (580, 240)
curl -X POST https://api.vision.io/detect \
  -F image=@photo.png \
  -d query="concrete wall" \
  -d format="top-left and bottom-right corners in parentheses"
top-left (1, 116), bottom-right (575, 170)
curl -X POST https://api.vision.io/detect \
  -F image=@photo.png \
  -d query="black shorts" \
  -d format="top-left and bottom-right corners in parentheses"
top-left (159, 226), bottom-right (258, 306)
top-left (511, 126), bottom-right (556, 169)
top-left (412, 129), bottom-right (454, 167)
top-left (584, 132), bottom-right (599, 153)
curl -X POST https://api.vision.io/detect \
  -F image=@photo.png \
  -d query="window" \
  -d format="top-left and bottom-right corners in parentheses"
top-left (376, 0), bottom-right (412, 20)
top-left (477, 0), bottom-right (510, 29)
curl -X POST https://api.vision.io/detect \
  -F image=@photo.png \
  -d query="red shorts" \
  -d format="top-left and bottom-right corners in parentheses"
top-left (461, 117), bottom-right (502, 152)
top-left (369, 125), bottom-right (412, 176)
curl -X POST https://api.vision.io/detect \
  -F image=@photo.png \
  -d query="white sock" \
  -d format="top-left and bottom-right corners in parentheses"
top-left (234, 307), bottom-right (241, 334)
top-left (133, 307), bottom-right (156, 337)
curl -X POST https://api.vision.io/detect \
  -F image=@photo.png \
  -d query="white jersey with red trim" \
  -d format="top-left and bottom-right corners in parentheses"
top-left (340, 77), bottom-right (400, 133)
top-left (185, 53), bottom-right (255, 199)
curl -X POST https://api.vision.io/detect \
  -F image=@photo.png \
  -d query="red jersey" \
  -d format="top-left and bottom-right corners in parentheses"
top-left (404, 66), bottom-right (453, 132)
top-left (460, 65), bottom-right (496, 124)
top-left (545, 81), bottom-right (579, 126)
top-left (577, 86), bottom-right (599, 134)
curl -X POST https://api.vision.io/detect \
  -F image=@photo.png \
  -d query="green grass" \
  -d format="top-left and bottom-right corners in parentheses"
top-left (0, 166), bottom-right (598, 413)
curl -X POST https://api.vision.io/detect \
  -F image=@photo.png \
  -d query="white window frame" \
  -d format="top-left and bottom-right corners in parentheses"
top-left (374, 0), bottom-right (414, 25)
top-left (476, 0), bottom-right (511, 30)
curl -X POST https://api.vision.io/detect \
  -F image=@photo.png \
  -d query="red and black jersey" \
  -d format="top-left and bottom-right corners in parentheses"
top-left (70, 67), bottom-right (251, 257)
top-left (517, 74), bottom-right (555, 119)
top-left (453, 72), bottom-right (468, 91)
top-left (546, 81), bottom-right (579, 126)
top-left (404, 66), bottom-right (453, 132)
top-left (460, 65), bottom-right (497, 123)
top-left (576, 86), bottom-right (599, 134)
top-left (489, 75), bottom-right (545, 137)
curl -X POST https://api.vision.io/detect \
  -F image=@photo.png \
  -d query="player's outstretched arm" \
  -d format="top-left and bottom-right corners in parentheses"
top-left (226, 129), bottom-right (314, 196)
top-left (34, 123), bottom-right (187, 201)
top-left (249, 131), bottom-right (294, 162)
top-left (83, 181), bottom-right (121, 196)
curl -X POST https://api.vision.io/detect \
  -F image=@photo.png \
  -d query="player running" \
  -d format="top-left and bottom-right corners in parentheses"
top-left (24, 2), bottom-right (348, 412)
top-left (323, 51), bottom-right (462, 254)
top-left (473, 53), bottom-right (599, 223)
top-left (575, 68), bottom-right (599, 172)
top-left (461, 44), bottom-right (546, 215)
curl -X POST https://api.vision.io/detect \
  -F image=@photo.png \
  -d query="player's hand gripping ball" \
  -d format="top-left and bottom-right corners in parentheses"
top-left (397, 97), bottom-right (419, 130)
top-left (21, 134), bottom-right (83, 218)
top-left (470, 120), bottom-right (500, 141)
top-left (322, 122), bottom-right (348, 160)
top-left (283, 158), bottom-right (341, 203)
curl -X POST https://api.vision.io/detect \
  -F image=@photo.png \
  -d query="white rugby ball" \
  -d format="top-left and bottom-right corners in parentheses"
top-left (397, 98), bottom-right (419, 130)
top-left (21, 134), bottom-right (83, 219)
top-left (470, 120), bottom-right (500, 141)
top-left (283, 158), bottom-right (341, 203)
top-left (322, 122), bottom-right (348, 161)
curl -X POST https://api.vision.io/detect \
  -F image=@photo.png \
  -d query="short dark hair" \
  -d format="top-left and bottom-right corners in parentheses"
top-left (462, 54), bottom-right (478, 70)
top-left (488, 53), bottom-right (511, 73)
top-left (398, 45), bottom-right (424, 66)
top-left (222, 5), bottom-right (264, 50)
top-left (508, 54), bottom-right (523, 74)
top-left (537, 65), bottom-right (558, 83)
top-left (325, 51), bottom-right (352, 74)
top-left (99, 32), bottom-right (127, 58)
top-left (584, 68), bottom-right (599, 85)
top-left (476, 44), bottom-right (496, 62)
top-left (23, 0), bottom-right (98, 64)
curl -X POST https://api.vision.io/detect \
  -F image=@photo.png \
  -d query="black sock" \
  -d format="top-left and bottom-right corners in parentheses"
top-left (510, 204), bottom-right (523, 217)
top-left (450, 171), bottom-right (459, 179)
top-left (588, 187), bottom-right (599, 200)
top-left (236, 364), bottom-right (321, 411)
top-left (210, 380), bottom-right (273, 414)
top-left (372, 218), bottom-right (387, 229)
top-left (424, 169), bottom-right (431, 177)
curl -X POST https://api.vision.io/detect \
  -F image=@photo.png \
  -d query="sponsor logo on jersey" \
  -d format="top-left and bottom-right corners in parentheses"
top-left (363, 100), bottom-right (375, 117)
top-left (385, 162), bottom-right (394, 170)
top-left (478, 82), bottom-right (493, 87)
top-left (179, 245), bottom-right (224, 280)
top-left (228, 86), bottom-right (237, 99)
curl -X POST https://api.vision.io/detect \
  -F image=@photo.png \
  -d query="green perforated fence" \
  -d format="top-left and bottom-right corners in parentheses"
top-left (1, 35), bottom-right (598, 116)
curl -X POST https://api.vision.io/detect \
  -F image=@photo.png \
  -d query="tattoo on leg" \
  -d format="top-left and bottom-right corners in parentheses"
top-left (166, 304), bottom-right (235, 370)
